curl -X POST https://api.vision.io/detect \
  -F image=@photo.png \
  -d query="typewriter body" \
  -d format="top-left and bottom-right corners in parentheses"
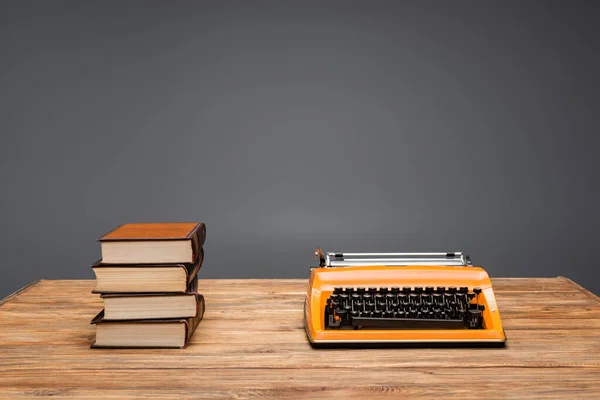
top-left (304, 248), bottom-right (506, 346)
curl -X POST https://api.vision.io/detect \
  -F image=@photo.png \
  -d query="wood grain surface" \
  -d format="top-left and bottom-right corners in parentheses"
top-left (1, 278), bottom-right (599, 399)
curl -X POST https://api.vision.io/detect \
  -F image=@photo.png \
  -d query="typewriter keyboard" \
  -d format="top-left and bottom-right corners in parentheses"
top-left (325, 286), bottom-right (485, 330)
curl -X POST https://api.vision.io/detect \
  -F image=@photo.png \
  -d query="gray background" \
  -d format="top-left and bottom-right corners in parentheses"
top-left (1, 0), bottom-right (599, 299)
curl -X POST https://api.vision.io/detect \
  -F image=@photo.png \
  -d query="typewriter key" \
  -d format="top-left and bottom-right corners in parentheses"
top-left (409, 293), bottom-right (419, 305)
top-left (473, 287), bottom-right (482, 304)
top-left (467, 292), bottom-right (476, 303)
top-left (468, 309), bottom-right (483, 329)
top-left (399, 294), bottom-right (409, 305)
top-left (339, 293), bottom-right (349, 307)
top-left (386, 294), bottom-right (395, 307)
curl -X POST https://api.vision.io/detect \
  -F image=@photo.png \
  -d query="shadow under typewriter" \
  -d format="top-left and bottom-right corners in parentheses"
top-left (304, 249), bottom-right (507, 347)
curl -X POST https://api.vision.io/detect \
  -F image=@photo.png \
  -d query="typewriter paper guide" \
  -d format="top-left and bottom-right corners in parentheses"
top-left (305, 265), bottom-right (506, 344)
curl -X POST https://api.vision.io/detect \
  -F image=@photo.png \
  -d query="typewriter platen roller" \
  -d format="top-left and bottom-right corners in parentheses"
top-left (304, 248), bottom-right (507, 345)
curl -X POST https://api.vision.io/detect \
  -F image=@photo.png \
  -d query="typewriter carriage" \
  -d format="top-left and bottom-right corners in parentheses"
top-left (314, 248), bottom-right (472, 268)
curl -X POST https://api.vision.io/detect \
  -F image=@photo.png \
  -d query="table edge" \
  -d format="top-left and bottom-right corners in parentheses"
top-left (2, 277), bottom-right (598, 306)
top-left (0, 280), bottom-right (41, 307)
top-left (558, 276), bottom-right (600, 304)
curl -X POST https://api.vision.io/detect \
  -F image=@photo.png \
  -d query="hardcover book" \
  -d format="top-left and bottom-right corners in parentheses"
top-left (90, 294), bottom-right (205, 349)
top-left (92, 249), bottom-right (204, 293)
top-left (100, 285), bottom-right (203, 320)
top-left (99, 222), bottom-right (206, 264)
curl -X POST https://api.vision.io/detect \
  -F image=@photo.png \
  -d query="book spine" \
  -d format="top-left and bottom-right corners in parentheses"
top-left (186, 250), bottom-right (204, 286)
top-left (190, 223), bottom-right (206, 263)
top-left (183, 294), bottom-right (205, 348)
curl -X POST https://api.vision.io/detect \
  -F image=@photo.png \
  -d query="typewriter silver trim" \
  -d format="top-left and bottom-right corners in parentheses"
top-left (315, 248), bottom-right (471, 268)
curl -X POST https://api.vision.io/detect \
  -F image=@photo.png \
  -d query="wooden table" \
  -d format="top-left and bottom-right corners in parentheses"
top-left (1, 278), bottom-right (599, 398)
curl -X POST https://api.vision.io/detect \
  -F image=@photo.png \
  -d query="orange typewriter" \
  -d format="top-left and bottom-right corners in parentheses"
top-left (304, 248), bottom-right (506, 346)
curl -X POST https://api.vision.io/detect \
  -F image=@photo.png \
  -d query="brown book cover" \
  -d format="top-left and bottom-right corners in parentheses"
top-left (98, 222), bottom-right (206, 264)
top-left (90, 294), bottom-right (204, 349)
top-left (91, 249), bottom-right (203, 294)
top-left (100, 222), bottom-right (206, 244)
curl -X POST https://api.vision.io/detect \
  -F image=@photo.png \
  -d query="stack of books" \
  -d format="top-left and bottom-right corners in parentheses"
top-left (90, 222), bottom-right (206, 348)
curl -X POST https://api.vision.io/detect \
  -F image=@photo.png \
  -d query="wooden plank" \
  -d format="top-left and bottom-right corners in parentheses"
top-left (1, 278), bottom-right (599, 398)
top-left (0, 335), bottom-right (599, 370)
top-left (1, 368), bottom-right (600, 399)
